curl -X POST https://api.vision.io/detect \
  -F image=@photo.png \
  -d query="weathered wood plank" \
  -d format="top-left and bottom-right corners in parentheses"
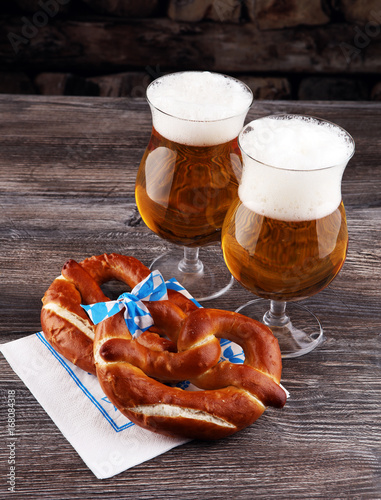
top-left (338, 0), bottom-right (381, 23)
top-left (1, 17), bottom-right (380, 74)
top-left (254, 0), bottom-right (330, 29)
top-left (167, 0), bottom-right (242, 22)
top-left (80, 0), bottom-right (160, 17)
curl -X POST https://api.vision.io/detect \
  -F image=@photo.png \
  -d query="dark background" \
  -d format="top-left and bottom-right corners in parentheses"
top-left (1, 0), bottom-right (381, 101)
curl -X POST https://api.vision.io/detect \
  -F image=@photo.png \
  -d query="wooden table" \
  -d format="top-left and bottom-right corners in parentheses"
top-left (0, 96), bottom-right (380, 499)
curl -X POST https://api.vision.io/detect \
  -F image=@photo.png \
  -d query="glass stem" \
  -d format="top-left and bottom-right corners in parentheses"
top-left (263, 300), bottom-right (290, 328)
top-left (178, 247), bottom-right (204, 274)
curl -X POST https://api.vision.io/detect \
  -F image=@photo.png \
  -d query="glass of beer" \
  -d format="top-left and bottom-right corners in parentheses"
top-left (222, 114), bottom-right (355, 357)
top-left (135, 71), bottom-right (253, 301)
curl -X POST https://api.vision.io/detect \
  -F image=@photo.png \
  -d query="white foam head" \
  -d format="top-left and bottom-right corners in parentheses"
top-left (238, 115), bottom-right (355, 221)
top-left (146, 71), bottom-right (253, 146)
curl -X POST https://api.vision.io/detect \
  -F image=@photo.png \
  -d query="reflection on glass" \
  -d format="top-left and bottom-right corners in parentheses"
top-left (222, 114), bottom-right (355, 357)
top-left (135, 71), bottom-right (253, 301)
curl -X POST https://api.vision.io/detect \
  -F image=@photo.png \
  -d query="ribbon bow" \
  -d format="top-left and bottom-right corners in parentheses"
top-left (81, 270), bottom-right (201, 337)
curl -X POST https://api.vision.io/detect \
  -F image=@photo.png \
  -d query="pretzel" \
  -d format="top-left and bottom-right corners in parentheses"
top-left (41, 253), bottom-right (286, 439)
top-left (40, 253), bottom-right (198, 374)
top-left (94, 305), bottom-right (287, 440)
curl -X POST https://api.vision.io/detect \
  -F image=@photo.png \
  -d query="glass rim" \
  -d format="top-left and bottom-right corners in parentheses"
top-left (146, 70), bottom-right (254, 124)
top-left (238, 113), bottom-right (355, 172)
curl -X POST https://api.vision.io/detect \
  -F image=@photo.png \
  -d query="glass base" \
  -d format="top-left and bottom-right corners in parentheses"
top-left (235, 299), bottom-right (324, 358)
top-left (150, 246), bottom-right (234, 302)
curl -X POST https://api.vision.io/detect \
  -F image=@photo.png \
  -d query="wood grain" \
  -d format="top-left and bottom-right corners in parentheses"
top-left (0, 96), bottom-right (380, 499)
top-left (1, 17), bottom-right (380, 75)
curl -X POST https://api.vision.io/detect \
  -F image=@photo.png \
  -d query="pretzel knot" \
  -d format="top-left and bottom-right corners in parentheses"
top-left (95, 304), bottom-right (287, 440)
top-left (41, 253), bottom-right (286, 440)
top-left (41, 253), bottom-right (198, 375)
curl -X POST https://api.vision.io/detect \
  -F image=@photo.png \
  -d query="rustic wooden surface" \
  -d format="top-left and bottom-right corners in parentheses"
top-left (0, 95), bottom-right (380, 499)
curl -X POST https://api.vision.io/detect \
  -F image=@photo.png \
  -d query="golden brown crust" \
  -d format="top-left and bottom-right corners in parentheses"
top-left (94, 305), bottom-right (287, 440)
top-left (41, 252), bottom-right (286, 440)
top-left (41, 253), bottom-right (196, 374)
top-left (41, 307), bottom-right (95, 374)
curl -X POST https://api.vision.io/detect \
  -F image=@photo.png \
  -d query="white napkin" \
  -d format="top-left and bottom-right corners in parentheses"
top-left (0, 332), bottom-right (188, 479)
top-left (0, 330), bottom-right (249, 479)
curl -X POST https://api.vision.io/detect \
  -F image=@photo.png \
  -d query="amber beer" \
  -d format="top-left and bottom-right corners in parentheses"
top-left (222, 200), bottom-right (348, 302)
top-left (135, 71), bottom-right (253, 248)
top-left (222, 115), bottom-right (355, 302)
top-left (136, 127), bottom-right (242, 247)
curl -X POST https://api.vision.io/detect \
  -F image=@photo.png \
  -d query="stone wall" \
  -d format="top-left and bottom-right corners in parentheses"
top-left (1, 0), bottom-right (380, 100)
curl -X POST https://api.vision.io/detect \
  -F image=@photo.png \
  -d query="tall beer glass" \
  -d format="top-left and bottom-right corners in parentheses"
top-left (222, 115), bottom-right (355, 357)
top-left (135, 71), bottom-right (253, 301)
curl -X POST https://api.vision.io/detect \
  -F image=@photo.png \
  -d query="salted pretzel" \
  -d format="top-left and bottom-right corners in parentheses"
top-left (94, 303), bottom-right (287, 440)
top-left (41, 253), bottom-right (198, 374)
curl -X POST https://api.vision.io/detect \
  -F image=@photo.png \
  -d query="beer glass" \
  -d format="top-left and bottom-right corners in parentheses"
top-left (135, 71), bottom-right (253, 301)
top-left (222, 114), bottom-right (355, 357)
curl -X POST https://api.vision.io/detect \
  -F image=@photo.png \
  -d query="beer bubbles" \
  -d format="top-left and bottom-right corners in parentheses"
top-left (135, 71), bottom-right (253, 301)
top-left (238, 115), bottom-right (355, 222)
top-left (222, 114), bottom-right (355, 357)
top-left (146, 71), bottom-right (253, 147)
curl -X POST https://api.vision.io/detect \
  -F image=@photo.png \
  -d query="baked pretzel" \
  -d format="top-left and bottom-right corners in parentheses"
top-left (94, 305), bottom-right (287, 440)
top-left (41, 253), bottom-right (198, 374)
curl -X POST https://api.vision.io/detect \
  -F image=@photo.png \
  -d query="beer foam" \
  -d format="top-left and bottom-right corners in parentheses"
top-left (147, 72), bottom-right (253, 146)
top-left (239, 116), bottom-right (354, 221)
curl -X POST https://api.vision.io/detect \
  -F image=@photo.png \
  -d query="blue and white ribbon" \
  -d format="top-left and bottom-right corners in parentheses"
top-left (165, 278), bottom-right (202, 309)
top-left (82, 270), bottom-right (247, 382)
top-left (81, 270), bottom-right (201, 337)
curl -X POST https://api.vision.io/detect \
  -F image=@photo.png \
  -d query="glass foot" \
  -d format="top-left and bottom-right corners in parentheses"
top-left (150, 246), bottom-right (234, 302)
top-left (235, 299), bottom-right (324, 358)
